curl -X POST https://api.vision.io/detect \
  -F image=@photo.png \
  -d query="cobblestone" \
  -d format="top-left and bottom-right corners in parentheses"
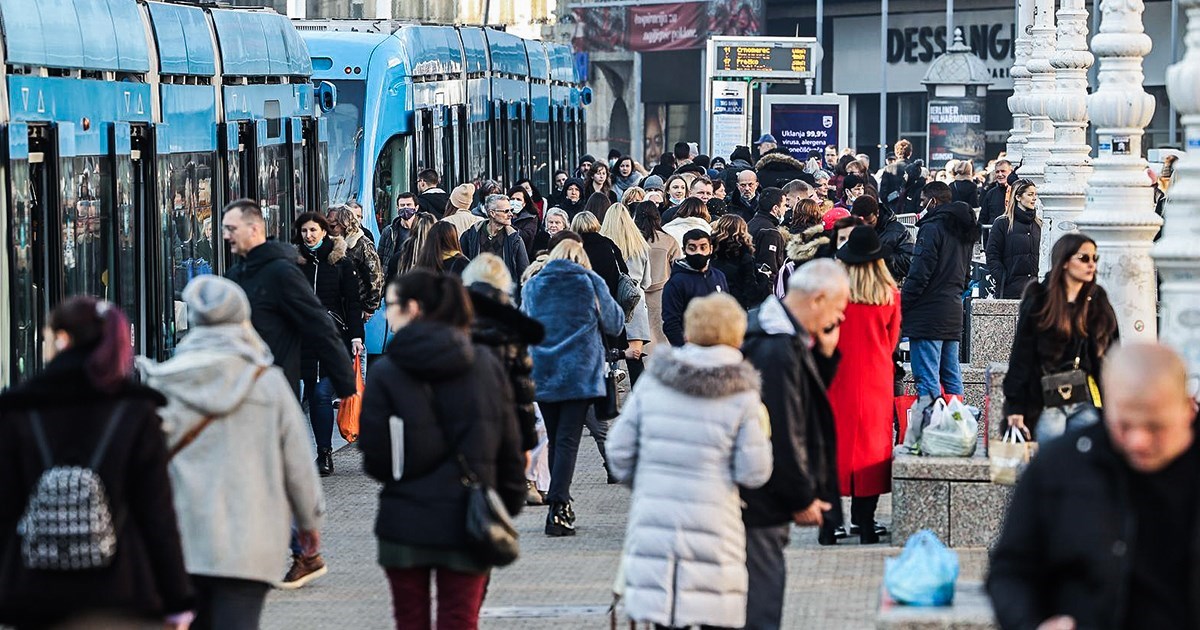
top-left (263, 439), bottom-right (989, 629)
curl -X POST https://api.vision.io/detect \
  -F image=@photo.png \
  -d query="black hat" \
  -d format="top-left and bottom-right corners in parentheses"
top-left (837, 225), bottom-right (892, 265)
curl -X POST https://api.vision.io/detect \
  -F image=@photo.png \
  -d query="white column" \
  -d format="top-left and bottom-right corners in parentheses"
top-left (287, 0), bottom-right (306, 18)
top-left (1078, 0), bottom-right (1160, 344)
top-left (1038, 0), bottom-right (1094, 272)
top-left (375, 0), bottom-right (393, 19)
top-left (1156, 0), bottom-right (1200, 393)
top-left (1007, 0), bottom-right (1036, 163)
top-left (1021, 0), bottom-right (1058, 186)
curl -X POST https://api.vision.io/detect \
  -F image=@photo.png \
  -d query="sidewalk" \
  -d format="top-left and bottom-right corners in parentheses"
top-left (262, 442), bottom-right (989, 629)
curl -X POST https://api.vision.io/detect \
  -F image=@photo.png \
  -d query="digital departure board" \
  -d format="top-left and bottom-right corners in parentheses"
top-left (710, 38), bottom-right (818, 79)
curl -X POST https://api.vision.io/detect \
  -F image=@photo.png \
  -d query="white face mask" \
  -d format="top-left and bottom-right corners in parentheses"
top-left (512, 201), bottom-right (524, 213)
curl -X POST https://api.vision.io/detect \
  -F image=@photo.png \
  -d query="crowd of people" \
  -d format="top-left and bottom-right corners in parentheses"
top-left (0, 136), bottom-right (1191, 630)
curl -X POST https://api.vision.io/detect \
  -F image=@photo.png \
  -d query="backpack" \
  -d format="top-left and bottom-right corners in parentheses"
top-left (17, 402), bottom-right (126, 571)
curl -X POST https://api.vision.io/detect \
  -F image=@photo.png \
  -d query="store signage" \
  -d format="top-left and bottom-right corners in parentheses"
top-left (762, 95), bottom-right (849, 160)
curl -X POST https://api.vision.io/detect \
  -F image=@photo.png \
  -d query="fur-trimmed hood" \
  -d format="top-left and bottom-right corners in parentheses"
top-left (755, 152), bottom-right (805, 172)
top-left (646, 344), bottom-right (760, 398)
top-left (300, 235), bottom-right (348, 266)
top-left (785, 224), bottom-right (830, 262)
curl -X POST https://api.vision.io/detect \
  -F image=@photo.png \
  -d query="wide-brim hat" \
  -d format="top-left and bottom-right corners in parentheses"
top-left (837, 225), bottom-right (892, 265)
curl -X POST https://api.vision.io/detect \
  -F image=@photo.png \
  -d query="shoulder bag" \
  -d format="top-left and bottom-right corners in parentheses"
top-left (593, 300), bottom-right (620, 420)
top-left (1039, 338), bottom-right (1095, 408)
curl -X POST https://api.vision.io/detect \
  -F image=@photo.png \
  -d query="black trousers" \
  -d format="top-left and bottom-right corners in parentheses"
top-left (191, 575), bottom-right (270, 630)
top-left (540, 399), bottom-right (592, 504)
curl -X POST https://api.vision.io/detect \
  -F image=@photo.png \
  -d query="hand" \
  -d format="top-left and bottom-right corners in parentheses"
top-left (813, 322), bottom-right (841, 358)
top-left (1037, 616), bottom-right (1076, 630)
top-left (1007, 414), bottom-right (1030, 440)
top-left (163, 611), bottom-right (194, 630)
top-left (352, 339), bottom-right (365, 356)
top-left (624, 348), bottom-right (643, 361)
top-left (297, 529), bottom-right (321, 556)
top-left (363, 311), bottom-right (374, 321)
top-left (792, 499), bottom-right (832, 526)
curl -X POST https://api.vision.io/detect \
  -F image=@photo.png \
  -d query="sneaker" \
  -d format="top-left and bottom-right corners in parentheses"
top-left (277, 553), bottom-right (328, 590)
top-left (525, 480), bottom-right (546, 506)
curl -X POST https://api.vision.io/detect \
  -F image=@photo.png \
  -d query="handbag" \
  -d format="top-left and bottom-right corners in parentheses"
top-left (594, 300), bottom-right (620, 420)
top-left (616, 272), bottom-right (641, 320)
top-left (1040, 339), bottom-right (1092, 408)
top-left (336, 355), bottom-right (364, 443)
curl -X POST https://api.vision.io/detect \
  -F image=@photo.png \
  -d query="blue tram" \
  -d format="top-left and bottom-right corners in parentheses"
top-left (0, 0), bottom-right (325, 386)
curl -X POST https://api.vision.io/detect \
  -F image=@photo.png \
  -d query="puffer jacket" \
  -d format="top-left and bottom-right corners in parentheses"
top-left (343, 229), bottom-right (385, 312)
top-left (986, 207), bottom-right (1041, 299)
top-left (608, 344), bottom-right (772, 629)
top-left (901, 202), bottom-right (980, 340)
top-left (712, 240), bottom-right (772, 310)
top-left (468, 282), bottom-right (546, 452)
top-left (298, 236), bottom-right (364, 382)
top-left (754, 152), bottom-right (812, 190)
top-left (876, 206), bottom-right (915, 282)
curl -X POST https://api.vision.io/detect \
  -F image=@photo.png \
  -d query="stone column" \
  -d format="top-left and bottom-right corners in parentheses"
top-left (1077, 0), bottom-right (1159, 344)
top-left (1021, 0), bottom-right (1058, 186)
top-left (1156, 0), bottom-right (1200, 392)
top-left (1038, 0), bottom-right (1094, 272)
top-left (1006, 0), bottom-right (1036, 163)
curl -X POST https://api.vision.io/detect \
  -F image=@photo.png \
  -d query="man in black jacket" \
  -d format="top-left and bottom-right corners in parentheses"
top-left (415, 168), bottom-right (450, 217)
top-left (988, 344), bottom-right (1199, 630)
top-left (741, 259), bottom-right (848, 630)
top-left (901, 182), bottom-right (980, 408)
top-left (377, 192), bottom-right (419, 277)
top-left (747, 187), bottom-right (788, 287)
top-left (850, 195), bottom-right (914, 282)
top-left (222, 200), bottom-right (356, 400)
top-left (727, 169), bottom-right (761, 222)
top-left (661, 230), bottom-right (729, 346)
top-left (459, 194), bottom-right (530, 289)
top-left (978, 159), bottom-right (1013, 233)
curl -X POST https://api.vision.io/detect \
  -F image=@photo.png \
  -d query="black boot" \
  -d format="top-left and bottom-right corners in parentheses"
top-left (564, 500), bottom-right (577, 525)
top-left (545, 503), bottom-right (576, 537)
top-left (818, 521), bottom-right (838, 546)
top-left (852, 495), bottom-right (882, 544)
top-left (316, 448), bottom-right (333, 477)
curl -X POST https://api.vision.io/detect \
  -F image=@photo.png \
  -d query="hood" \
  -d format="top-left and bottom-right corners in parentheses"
top-left (242, 239), bottom-right (303, 272)
top-left (468, 283), bottom-right (546, 346)
top-left (918, 201), bottom-right (981, 243)
top-left (646, 344), bottom-right (760, 398)
top-left (755, 152), bottom-right (805, 172)
top-left (730, 146), bottom-right (753, 163)
top-left (747, 295), bottom-right (799, 338)
top-left (671, 257), bottom-right (712, 275)
top-left (563, 178), bottom-right (586, 196)
top-left (387, 320), bottom-right (475, 380)
top-left (785, 224), bottom-right (830, 262)
top-left (137, 322), bottom-right (274, 416)
top-left (300, 235), bottom-right (348, 266)
top-left (664, 216), bottom-right (711, 232)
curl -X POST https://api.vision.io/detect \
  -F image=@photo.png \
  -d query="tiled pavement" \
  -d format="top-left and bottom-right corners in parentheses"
top-left (262, 442), bottom-right (989, 629)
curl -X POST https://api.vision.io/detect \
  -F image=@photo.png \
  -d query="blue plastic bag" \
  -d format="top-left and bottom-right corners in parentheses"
top-left (884, 530), bottom-right (959, 606)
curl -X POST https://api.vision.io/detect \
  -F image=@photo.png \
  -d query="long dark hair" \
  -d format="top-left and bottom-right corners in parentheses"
top-left (48, 297), bottom-right (133, 393)
top-left (583, 192), bottom-right (612, 222)
top-left (633, 201), bottom-right (662, 243)
top-left (587, 162), bottom-right (612, 196)
top-left (1034, 233), bottom-right (1116, 348)
top-left (415, 222), bottom-right (462, 272)
top-left (292, 211), bottom-right (330, 245)
top-left (389, 269), bottom-right (473, 329)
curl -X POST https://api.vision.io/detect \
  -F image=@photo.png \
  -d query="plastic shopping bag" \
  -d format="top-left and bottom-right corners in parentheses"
top-left (337, 355), bottom-right (365, 443)
top-left (989, 427), bottom-right (1037, 485)
top-left (900, 396), bottom-right (939, 454)
top-left (919, 397), bottom-right (978, 457)
top-left (884, 530), bottom-right (960, 606)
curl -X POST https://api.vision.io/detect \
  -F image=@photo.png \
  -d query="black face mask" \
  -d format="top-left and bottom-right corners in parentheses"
top-left (685, 252), bottom-right (710, 269)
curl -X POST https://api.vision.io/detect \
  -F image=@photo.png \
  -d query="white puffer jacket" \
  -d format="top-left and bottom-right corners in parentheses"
top-left (607, 344), bottom-right (773, 629)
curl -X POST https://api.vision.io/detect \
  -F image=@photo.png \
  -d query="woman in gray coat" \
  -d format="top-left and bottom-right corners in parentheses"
top-left (607, 293), bottom-right (773, 630)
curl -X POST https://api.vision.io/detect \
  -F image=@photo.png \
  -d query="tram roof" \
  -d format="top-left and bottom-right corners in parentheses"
top-left (0, 0), bottom-right (150, 72)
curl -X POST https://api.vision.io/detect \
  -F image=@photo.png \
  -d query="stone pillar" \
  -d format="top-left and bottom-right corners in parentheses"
top-left (1156, 0), bottom-right (1200, 392)
top-left (1021, 0), bottom-right (1058, 186)
top-left (1078, 0), bottom-right (1160, 344)
top-left (1038, 0), bottom-right (1094, 273)
top-left (1006, 0), bottom-right (1036, 163)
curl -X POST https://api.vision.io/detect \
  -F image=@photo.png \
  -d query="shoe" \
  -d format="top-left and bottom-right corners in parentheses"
top-left (859, 529), bottom-right (881, 545)
top-left (525, 481), bottom-right (546, 506)
top-left (833, 526), bottom-right (851, 540)
top-left (606, 469), bottom-right (619, 484)
top-left (818, 528), bottom-right (838, 546)
top-left (316, 448), bottom-right (334, 477)
top-left (847, 522), bottom-right (889, 537)
top-left (563, 500), bottom-right (577, 525)
top-left (545, 503), bottom-right (576, 537)
top-left (277, 553), bottom-right (328, 590)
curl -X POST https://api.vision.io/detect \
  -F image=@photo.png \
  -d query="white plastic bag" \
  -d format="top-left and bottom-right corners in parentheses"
top-left (919, 398), bottom-right (977, 457)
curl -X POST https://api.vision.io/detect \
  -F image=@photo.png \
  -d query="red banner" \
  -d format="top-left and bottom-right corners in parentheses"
top-left (572, 0), bottom-right (762, 53)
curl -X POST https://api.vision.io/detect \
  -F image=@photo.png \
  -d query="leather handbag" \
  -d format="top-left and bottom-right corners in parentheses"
top-left (594, 300), bottom-right (621, 420)
top-left (616, 273), bottom-right (641, 321)
top-left (1040, 340), bottom-right (1092, 408)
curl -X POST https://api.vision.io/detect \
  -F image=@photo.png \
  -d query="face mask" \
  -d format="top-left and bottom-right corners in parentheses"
top-left (511, 201), bottom-right (523, 213)
top-left (669, 196), bottom-right (684, 205)
top-left (685, 252), bottom-right (710, 269)
top-left (305, 238), bottom-right (323, 251)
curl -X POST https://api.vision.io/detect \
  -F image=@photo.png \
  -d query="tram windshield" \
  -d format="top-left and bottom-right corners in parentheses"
top-left (327, 79), bottom-right (365, 206)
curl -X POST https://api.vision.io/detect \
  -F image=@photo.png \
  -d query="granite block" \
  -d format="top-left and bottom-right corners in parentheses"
top-left (891, 478), bottom-right (949, 547)
top-left (878, 581), bottom-right (998, 629)
top-left (969, 299), bottom-right (1020, 368)
top-left (894, 454), bottom-right (991, 482)
top-left (969, 299), bottom-right (1021, 317)
top-left (986, 363), bottom-right (1008, 446)
top-left (950, 482), bottom-right (1013, 549)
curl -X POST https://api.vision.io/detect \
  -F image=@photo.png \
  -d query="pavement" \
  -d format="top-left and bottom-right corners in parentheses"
top-left (262, 440), bottom-right (989, 629)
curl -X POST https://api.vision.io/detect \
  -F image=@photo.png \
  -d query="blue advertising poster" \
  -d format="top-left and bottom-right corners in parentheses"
top-left (769, 102), bottom-right (841, 159)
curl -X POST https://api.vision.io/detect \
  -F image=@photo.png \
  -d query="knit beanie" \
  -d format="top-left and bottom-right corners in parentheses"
top-left (183, 275), bottom-right (250, 327)
top-left (450, 183), bottom-right (476, 211)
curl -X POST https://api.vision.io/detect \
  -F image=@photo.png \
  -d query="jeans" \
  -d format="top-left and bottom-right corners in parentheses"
top-left (1036, 403), bottom-right (1100, 444)
top-left (540, 399), bottom-right (591, 504)
top-left (386, 566), bottom-right (488, 630)
top-left (191, 575), bottom-right (270, 630)
top-left (909, 339), bottom-right (963, 399)
top-left (302, 376), bottom-right (335, 451)
top-left (744, 524), bottom-right (791, 630)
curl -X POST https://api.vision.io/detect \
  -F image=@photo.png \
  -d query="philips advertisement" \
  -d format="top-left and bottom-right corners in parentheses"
top-left (762, 95), bottom-right (849, 160)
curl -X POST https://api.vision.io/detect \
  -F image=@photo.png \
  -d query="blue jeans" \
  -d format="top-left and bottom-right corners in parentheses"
top-left (909, 339), bottom-right (963, 399)
top-left (1035, 403), bottom-right (1100, 444)
top-left (302, 377), bottom-right (335, 451)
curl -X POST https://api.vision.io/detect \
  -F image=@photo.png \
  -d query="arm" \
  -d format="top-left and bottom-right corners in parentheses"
top-left (661, 279), bottom-right (686, 346)
top-left (487, 357), bottom-right (527, 518)
top-left (360, 242), bottom-right (385, 312)
top-left (511, 234), bottom-right (531, 283)
top-left (275, 370), bottom-right (326, 531)
top-left (753, 341), bottom-right (818, 511)
top-left (754, 230), bottom-right (785, 279)
top-left (1003, 296), bottom-right (1040, 419)
top-left (606, 386), bottom-right (643, 484)
top-left (359, 361), bottom-right (398, 482)
top-left (901, 226), bottom-right (939, 304)
top-left (986, 459), bottom-right (1051, 630)
top-left (278, 265), bottom-right (356, 397)
top-left (888, 227), bottom-right (914, 280)
top-left (985, 221), bottom-right (1007, 293)
top-left (732, 400), bottom-right (773, 489)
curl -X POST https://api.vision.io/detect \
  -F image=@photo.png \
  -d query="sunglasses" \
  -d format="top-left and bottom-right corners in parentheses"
top-left (1075, 253), bottom-right (1099, 264)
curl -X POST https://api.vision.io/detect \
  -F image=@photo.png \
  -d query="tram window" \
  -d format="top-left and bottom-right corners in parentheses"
top-left (327, 80), bottom-right (365, 206)
top-left (157, 152), bottom-right (216, 353)
top-left (114, 153), bottom-right (136, 325)
top-left (469, 120), bottom-right (488, 182)
top-left (372, 134), bottom-right (411, 226)
top-left (61, 156), bottom-right (114, 302)
top-left (265, 101), bottom-right (282, 139)
top-left (258, 144), bottom-right (292, 239)
top-left (533, 121), bottom-right (550, 191)
top-left (9, 152), bottom-right (37, 382)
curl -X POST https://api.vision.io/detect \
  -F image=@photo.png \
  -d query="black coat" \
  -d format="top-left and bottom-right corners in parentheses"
top-left (754, 153), bottom-right (812, 190)
top-left (226, 240), bottom-right (356, 398)
top-left (747, 211), bottom-right (787, 283)
top-left (879, 160), bottom-right (909, 215)
top-left (468, 283), bottom-right (546, 452)
top-left (0, 352), bottom-right (193, 627)
top-left (986, 208), bottom-right (1041, 299)
top-left (580, 232), bottom-right (629, 300)
top-left (512, 207), bottom-right (540, 258)
top-left (712, 241), bottom-right (772, 310)
top-left (876, 208), bottom-right (915, 282)
top-left (949, 179), bottom-right (979, 207)
top-left (979, 184), bottom-right (1008, 231)
top-left (726, 193), bottom-right (759, 223)
top-left (901, 202), bottom-right (980, 340)
top-left (741, 298), bottom-right (841, 527)
top-left (377, 218), bottom-right (410, 278)
top-left (298, 237), bottom-right (365, 383)
top-left (417, 189), bottom-right (450, 217)
top-left (987, 422), bottom-right (1200, 630)
top-left (1003, 282), bottom-right (1119, 429)
top-left (359, 321), bottom-right (526, 555)
top-left (661, 260), bottom-right (729, 347)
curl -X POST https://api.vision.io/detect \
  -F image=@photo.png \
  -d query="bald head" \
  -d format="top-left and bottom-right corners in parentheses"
top-left (737, 169), bottom-right (759, 200)
top-left (783, 259), bottom-right (851, 339)
top-left (1103, 344), bottom-right (1196, 473)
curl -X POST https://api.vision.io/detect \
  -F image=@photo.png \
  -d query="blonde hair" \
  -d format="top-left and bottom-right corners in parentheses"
top-left (621, 187), bottom-right (646, 206)
top-left (461, 253), bottom-right (513, 293)
top-left (846, 258), bottom-right (898, 306)
top-left (547, 239), bottom-right (592, 269)
top-left (684, 293), bottom-right (748, 348)
top-left (952, 160), bottom-right (974, 178)
top-left (570, 211), bottom-right (602, 234)
top-left (600, 203), bottom-right (650, 260)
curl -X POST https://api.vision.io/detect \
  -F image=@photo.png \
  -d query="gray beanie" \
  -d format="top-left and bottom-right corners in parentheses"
top-left (183, 275), bottom-right (251, 326)
top-left (641, 175), bottom-right (665, 191)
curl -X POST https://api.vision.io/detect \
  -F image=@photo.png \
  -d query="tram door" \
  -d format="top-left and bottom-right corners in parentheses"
top-left (301, 117), bottom-right (328, 220)
top-left (127, 123), bottom-right (162, 359)
top-left (5, 123), bottom-right (43, 383)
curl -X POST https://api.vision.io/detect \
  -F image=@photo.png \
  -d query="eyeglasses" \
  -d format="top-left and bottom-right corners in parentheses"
top-left (1075, 253), bottom-right (1100, 264)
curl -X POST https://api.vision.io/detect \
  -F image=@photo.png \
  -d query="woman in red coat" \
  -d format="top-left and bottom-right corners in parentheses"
top-left (825, 226), bottom-right (902, 545)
